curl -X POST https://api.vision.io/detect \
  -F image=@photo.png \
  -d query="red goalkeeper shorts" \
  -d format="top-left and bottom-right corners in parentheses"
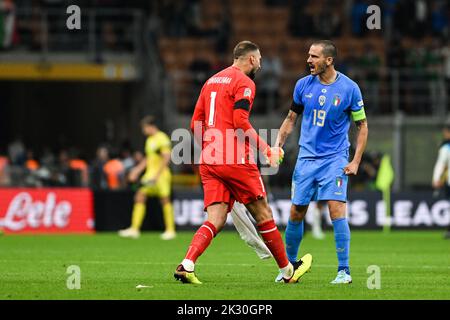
top-left (199, 164), bottom-right (267, 212)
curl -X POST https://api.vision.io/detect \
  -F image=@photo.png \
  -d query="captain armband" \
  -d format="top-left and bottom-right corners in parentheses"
top-left (351, 107), bottom-right (366, 122)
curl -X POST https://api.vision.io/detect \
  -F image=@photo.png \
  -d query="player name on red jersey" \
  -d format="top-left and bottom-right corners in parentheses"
top-left (206, 76), bottom-right (232, 85)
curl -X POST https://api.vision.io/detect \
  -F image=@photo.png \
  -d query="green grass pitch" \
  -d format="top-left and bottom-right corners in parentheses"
top-left (0, 231), bottom-right (449, 300)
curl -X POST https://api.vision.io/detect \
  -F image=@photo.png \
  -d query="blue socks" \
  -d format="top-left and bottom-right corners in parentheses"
top-left (285, 217), bottom-right (350, 274)
top-left (285, 219), bottom-right (304, 263)
top-left (332, 217), bottom-right (351, 275)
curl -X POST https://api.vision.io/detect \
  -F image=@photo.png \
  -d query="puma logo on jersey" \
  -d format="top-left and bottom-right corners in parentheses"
top-left (305, 93), bottom-right (313, 98)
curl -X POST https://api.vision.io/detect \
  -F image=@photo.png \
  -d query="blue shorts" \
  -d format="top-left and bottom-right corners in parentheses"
top-left (291, 150), bottom-right (349, 206)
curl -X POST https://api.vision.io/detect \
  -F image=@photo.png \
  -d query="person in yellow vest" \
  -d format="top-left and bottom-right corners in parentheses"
top-left (119, 116), bottom-right (176, 240)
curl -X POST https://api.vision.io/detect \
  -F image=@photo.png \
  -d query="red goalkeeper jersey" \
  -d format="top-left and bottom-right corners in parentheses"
top-left (191, 65), bottom-right (265, 165)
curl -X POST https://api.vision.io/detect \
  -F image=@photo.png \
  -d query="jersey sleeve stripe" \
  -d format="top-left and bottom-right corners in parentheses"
top-left (234, 99), bottom-right (251, 111)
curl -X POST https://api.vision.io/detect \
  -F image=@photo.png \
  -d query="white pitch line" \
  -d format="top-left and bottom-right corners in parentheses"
top-left (0, 259), bottom-right (449, 270)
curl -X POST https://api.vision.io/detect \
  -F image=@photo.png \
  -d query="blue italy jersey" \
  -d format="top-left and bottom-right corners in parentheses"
top-left (293, 72), bottom-right (364, 158)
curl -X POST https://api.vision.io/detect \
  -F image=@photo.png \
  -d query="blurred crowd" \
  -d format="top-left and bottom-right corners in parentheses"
top-left (286, 0), bottom-right (448, 40)
top-left (148, 0), bottom-right (450, 115)
top-left (147, 0), bottom-right (449, 41)
top-left (181, 37), bottom-right (450, 115)
top-left (0, 138), bottom-right (146, 190)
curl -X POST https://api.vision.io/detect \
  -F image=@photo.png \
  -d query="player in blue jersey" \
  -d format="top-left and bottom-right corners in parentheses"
top-left (274, 40), bottom-right (368, 284)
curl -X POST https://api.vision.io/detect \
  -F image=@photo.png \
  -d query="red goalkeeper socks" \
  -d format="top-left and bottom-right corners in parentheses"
top-left (258, 219), bottom-right (289, 269)
top-left (184, 221), bottom-right (217, 264)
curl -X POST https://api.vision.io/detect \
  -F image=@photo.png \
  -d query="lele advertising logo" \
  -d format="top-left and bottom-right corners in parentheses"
top-left (0, 189), bottom-right (94, 234)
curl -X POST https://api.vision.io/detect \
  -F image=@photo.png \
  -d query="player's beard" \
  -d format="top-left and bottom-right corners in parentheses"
top-left (247, 67), bottom-right (258, 80)
top-left (312, 61), bottom-right (328, 76)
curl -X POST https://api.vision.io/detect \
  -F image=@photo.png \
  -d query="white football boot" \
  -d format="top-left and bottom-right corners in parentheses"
top-left (330, 270), bottom-right (352, 284)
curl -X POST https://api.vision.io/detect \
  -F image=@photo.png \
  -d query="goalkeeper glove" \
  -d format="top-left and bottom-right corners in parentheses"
top-left (264, 147), bottom-right (285, 167)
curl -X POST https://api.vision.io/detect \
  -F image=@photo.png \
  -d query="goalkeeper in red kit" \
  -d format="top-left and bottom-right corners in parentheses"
top-left (174, 41), bottom-right (312, 284)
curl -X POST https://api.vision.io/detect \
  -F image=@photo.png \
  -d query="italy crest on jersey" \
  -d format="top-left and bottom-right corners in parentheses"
top-left (333, 95), bottom-right (341, 107)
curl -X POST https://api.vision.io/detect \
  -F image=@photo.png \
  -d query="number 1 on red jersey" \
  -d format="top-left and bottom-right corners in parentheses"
top-left (208, 91), bottom-right (217, 127)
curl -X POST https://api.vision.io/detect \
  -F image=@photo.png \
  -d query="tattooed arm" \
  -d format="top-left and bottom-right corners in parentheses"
top-left (344, 119), bottom-right (368, 175)
top-left (275, 110), bottom-right (299, 148)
